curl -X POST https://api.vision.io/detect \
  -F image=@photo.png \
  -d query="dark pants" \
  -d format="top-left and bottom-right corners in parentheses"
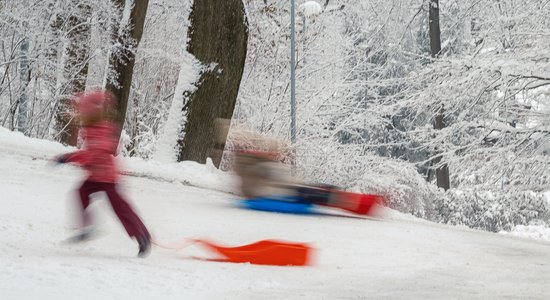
top-left (78, 180), bottom-right (149, 238)
top-left (296, 185), bottom-right (336, 205)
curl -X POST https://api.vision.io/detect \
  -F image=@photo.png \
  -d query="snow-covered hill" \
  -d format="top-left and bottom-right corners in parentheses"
top-left (1, 130), bottom-right (550, 299)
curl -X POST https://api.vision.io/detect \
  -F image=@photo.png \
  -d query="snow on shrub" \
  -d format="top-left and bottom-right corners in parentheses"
top-left (354, 157), bottom-right (444, 219)
top-left (500, 224), bottom-right (550, 243)
top-left (434, 189), bottom-right (550, 232)
top-left (295, 140), bottom-right (442, 219)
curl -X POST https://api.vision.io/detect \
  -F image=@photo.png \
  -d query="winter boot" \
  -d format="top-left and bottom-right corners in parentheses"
top-left (137, 233), bottom-right (151, 258)
top-left (64, 227), bottom-right (95, 244)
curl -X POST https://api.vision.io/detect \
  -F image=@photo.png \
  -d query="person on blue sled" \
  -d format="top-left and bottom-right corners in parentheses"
top-left (218, 120), bottom-right (380, 215)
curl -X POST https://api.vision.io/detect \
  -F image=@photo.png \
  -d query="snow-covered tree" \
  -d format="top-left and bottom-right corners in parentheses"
top-left (178, 0), bottom-right (249, 167)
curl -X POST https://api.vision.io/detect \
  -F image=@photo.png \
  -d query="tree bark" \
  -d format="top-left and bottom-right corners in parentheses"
top-left (429, 0), bottom-right (450, 190)
top-left (105, 0), bottom-right (149, 140)
top-left (55, 2), bottom-right (92, 146)
top-left (178, 0), bottom-right (249, 167)
top-left (429, 0), bottom-right (441, 58)
top-left (16, 38), bottom-right (29, 135)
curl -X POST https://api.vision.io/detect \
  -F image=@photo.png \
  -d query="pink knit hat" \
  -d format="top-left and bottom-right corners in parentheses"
top-left (76, 90), bottom-right (114, 118)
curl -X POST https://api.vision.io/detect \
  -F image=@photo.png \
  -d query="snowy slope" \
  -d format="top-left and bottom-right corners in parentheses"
top-left (1, 131), bottom-right (550, 299)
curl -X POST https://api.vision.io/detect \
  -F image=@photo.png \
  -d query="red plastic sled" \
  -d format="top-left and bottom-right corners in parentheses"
top-left (192, 239), bottom-right (312, 266)
top-left (327, 192), bottom-right (384, 215)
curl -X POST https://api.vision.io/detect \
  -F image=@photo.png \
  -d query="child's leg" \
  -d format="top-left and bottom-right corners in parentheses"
top-left (103, 183), bottom-right (149, 238)
top-left (78, 180), bottom-right (101, 228)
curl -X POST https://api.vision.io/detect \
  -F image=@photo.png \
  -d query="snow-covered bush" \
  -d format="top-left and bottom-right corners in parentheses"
top-left (295, 138), bottom-right (442, 218)
top-left (353, 157), bottom-right (445, 219)
top-left (434, 189), bottom-right (550, 232)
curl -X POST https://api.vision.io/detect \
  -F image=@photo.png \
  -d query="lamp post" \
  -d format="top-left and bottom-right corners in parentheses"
top-left (290, 1), bottom-right (321, 145)
top-left (290, 0), bottom-right (297, 145)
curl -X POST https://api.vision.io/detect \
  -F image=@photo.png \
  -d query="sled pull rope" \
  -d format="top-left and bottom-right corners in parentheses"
top-left (151, 237), bottom-right (198, 251)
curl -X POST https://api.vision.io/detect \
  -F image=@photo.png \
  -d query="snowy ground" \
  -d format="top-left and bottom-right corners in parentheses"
top-left (1, 130), bottom-right (550, 299)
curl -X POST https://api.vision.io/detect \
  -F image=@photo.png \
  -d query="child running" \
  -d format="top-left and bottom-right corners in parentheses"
top-left (55, 90), bottom-right (151, 257)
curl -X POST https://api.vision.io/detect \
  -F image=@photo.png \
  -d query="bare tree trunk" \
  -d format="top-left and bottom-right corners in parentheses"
top-left (55, 2), bottom-right (92, 146)
top-left (105, 0), bottom-right (149, 140)
top-left (178, 0), bottom-right (249, 167)
top-left (16, 37), bottom-right (30, 134)
top-left (429, 0), bottom-right (450, 191)
top-left (429, 0), bottom-right (441, 58)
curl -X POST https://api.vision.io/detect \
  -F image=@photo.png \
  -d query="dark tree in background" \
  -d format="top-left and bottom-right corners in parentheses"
top-left (428, 0), bottom-right (450, 191)
top-left (55, 2), bottom-right (92, 146)
top-left (16, 37), bottom-right (29, 135)
top-left (106, 0), bottom-right (149, 139)
top-left (178, 0), bottom-right (248, 167)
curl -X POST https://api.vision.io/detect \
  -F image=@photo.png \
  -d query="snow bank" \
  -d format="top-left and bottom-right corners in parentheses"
top-left (0, 127), bottom-right (237, 194)
top-left (0, 127), bottom-right (69, 158)
top-left (500, 225), bottom-right (550, 243)
top-left (123, 157), bottom-right (238, 194)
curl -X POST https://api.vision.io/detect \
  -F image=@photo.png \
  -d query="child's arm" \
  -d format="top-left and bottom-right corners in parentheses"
top-left (59, 149), bottom-right (92, 166)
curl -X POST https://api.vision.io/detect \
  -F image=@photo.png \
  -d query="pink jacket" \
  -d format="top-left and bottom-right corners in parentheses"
top-left (65, 122), bottom-right (120, 183)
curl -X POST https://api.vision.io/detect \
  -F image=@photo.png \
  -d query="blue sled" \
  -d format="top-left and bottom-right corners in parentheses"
top-left (239, 196), bottom-right (315, 214)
